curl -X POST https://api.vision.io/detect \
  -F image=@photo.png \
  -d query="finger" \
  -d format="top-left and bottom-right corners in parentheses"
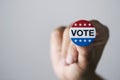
top-left (51, 26), bottom-right (66, 63)
top-left (88, 20), bottom-right (109, 71)
top-left (51, 26), bottom-right (65, 52)
top-left (66, 42), bottom-right (78, 64)
top-left (89, 20), bottom-right (109, 46)
top-left (61, 27), bottom-right (71, 59)
top-left (76, 46), bottom-right (89, 69)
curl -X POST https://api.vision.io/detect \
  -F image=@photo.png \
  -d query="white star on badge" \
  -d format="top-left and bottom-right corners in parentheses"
top-left (84, 24), bottom-right (86, 26)
top-left (74, 39), bottom-right (77, 42)
top-left (79, 24), bottom-right (82, 26)
top-left (79, 39), bottom-right (82, 42)
top-left (74, 24), bottom-right (77, 26)
top-left (88, 23), bottom-right (91, 26)
top-left (88, 40), bottom-right (91, 42)
top-left (84, 39), bottom-right (87, 42)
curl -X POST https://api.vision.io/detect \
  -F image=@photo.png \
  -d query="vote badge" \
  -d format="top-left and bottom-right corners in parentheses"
top-left (69, 20), bottom-right (96, 46)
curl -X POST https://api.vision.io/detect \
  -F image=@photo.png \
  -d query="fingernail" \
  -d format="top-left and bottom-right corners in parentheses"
top-left (66, 54), bottom-right (74, 64)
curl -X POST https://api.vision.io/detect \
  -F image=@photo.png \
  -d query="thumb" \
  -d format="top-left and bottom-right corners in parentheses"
top-left (66, 42), bottom-right (78, 65)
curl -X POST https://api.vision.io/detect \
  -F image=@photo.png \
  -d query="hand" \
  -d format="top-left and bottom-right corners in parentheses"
top-left (50, 20), bottom-right (109, 80)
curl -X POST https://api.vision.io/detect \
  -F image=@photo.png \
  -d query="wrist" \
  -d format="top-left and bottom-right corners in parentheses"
top-left (79, 72), bottom-right (94, 80)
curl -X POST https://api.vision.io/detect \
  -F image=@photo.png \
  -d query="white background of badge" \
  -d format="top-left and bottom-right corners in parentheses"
top-left (0, 0), bottom-right (119, 80)
top-left (70, 28), bottom-right (96, 38)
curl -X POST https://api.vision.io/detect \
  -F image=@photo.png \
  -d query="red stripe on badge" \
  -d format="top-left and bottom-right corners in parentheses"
top-left (71, 20), bottom-right (94, 28)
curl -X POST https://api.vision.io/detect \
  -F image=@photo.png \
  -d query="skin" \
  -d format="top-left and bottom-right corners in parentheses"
top-left (50, 20), bottom-right (109, 80)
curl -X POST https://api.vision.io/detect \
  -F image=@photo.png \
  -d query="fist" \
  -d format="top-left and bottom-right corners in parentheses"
top-left (50, 20), bottom-right (109, 80)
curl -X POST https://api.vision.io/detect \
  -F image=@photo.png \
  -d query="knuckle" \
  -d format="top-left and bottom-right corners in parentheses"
top-left (90, 20), bottom-right (109, 39)
top-left (51, 26), bottom-right (65, 38)
top-left (90, 19), bottom-right (100, 24)
top-left (104, 26), bottom-right (109, 34)
top-left (103, 26), bottom-right (109, 40)
top-left (63, 27), bottom-right (70, 35)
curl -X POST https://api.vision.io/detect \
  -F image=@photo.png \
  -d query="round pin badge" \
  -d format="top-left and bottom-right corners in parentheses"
top-left (69, 20), bottom-right (96, 46)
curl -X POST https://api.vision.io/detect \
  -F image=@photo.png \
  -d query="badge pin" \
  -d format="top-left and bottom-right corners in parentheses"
top-left (69, 20), bottom-right (96, 46)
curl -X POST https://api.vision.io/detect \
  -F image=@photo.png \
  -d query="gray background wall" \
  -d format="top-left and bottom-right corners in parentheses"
top-left (0, 0), bottom-right (120, 80)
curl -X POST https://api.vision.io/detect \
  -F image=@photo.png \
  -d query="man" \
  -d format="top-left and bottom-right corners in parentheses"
top-left (50, 20), bottom-right (109, 80)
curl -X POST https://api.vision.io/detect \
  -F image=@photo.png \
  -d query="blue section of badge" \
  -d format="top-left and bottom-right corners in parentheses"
top-left (71, 38), bottom-right (95, 46)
